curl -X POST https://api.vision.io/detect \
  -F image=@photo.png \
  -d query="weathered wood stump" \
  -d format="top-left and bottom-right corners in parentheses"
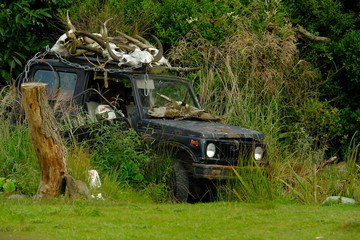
top-left (21, 82), bottom-right (90, 200)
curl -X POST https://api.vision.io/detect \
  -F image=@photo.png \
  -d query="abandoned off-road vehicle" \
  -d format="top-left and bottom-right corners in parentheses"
top-left (16, 48), bottom-right (267, 202)
top-left (16, 13), bottom-right (267, 202)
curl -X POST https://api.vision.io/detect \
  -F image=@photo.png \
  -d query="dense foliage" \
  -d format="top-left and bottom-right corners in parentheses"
top-left (0, 0), bottom-right (72, 85)
top-left (0, 0), bottom-right (359, 202)
top-left (284, 0), bottom-right (360, 153)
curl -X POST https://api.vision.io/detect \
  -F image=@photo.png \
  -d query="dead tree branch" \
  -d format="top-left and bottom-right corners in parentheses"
top-left (293, 25), bottom-right (331, 42)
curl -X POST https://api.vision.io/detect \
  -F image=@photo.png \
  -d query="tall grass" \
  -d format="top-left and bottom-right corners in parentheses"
top-left (0, 121), bottom-right (40, 195)
top-left (169, 6), bottom-right (359, 203)
top-left (0, 86), bottom-right (39, 195)
top-left (216, 165), bottom-right (273, 203)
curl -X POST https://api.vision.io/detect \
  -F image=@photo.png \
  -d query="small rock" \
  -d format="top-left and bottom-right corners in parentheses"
top-left (7, 194), bottom-right (27, 200)
top-left (322, 196), bottom-right (357, 204)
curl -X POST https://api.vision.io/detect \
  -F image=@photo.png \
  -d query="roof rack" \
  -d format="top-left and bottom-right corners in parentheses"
top-left (46, 51), bottom-right (200, 74)
top-left (19, 46), bottom-right (201, 85)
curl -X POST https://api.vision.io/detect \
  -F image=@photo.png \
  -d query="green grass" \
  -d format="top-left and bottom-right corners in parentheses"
top-left (1, 195), bottom-right (359, 240)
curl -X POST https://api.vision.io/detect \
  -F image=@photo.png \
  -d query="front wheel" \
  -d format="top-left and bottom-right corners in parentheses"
top-left (171, 161), bottom-right (189, 203)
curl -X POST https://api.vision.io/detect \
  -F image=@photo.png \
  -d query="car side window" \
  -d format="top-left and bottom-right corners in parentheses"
top-left (34, 70), bottom-right (77, 99)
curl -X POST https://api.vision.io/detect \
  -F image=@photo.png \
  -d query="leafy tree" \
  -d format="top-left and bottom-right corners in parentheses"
top-left (0, 0), bottom-right (71, 85)
top-left (286, 0), bottom-right (358, 37)
top-left (284, 0), bottom-right (360, 151)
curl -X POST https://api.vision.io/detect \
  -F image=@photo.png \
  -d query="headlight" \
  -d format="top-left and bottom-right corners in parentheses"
top-left (206, 143), bottom-right (216, 158)
top-left (254, 146), bottom-right (264, 160)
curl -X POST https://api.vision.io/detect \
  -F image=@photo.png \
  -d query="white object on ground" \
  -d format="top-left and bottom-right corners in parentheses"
top-left (91, 193), bottom-right (105, 200)
top-left (96, 193), bottom-right (104, 200)
top-left (88, 170), bottom-right (101, 188)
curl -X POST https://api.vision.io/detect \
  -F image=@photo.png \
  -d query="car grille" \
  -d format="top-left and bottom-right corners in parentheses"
top-left (205, 139), bottom-right (263, 166)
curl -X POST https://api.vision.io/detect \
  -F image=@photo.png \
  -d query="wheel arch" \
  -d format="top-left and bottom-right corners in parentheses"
top-left (156, 141), bottom-right (196, 173)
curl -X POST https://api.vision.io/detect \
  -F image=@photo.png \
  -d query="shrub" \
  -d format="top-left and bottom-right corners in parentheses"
top-left (77, 121), bottom-right (178, 202)
top-left (1, 179), bottom-right (16, 193)
top-left (0, 119), bottom-right (39, 195)
top-left (87, 123), bottom-right (151, 184)
top-left (0, 1), bottom-right (55, 84)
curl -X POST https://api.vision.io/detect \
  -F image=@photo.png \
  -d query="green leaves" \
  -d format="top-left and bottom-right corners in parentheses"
top-left (89, 123), bottom-right (151, 186)
top-left (0, 1), bottom-right (52, 83)
top-left (3, 181), bottom-right (16, 192)
top-left (0, 178), bottom-right (16, 193)
top-left (335, 30), bottom-right (360, 82)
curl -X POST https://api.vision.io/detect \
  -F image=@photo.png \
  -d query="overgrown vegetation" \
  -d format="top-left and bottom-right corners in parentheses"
top-left (0, 0), bottom-right (359, 203)
top-left (76, 123), bottom-right (174, 202)
top-left (0, 86), bottom-right (39, 195)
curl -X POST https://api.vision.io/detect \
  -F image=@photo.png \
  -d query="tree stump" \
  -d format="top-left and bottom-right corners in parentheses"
top-left (21, 82), bottom-right (68, 199)
top-left (22, 82), bottom-right (91, 200)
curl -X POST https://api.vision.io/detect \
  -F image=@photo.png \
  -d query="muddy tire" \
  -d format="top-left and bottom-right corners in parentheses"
top-left (171, 161), bottom-right (189, 203)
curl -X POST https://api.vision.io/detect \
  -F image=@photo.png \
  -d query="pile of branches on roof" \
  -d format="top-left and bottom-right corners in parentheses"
top-left (51, 11), bottom-right (170, 67)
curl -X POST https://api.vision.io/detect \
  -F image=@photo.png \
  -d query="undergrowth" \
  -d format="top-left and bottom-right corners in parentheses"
top-left (65, 121), bottom-right (174, 202)
top-left (169, 2), bottom-right (359, 203)
top-left (1, 80), bottom-right (358, 203)
top-left (0, 87), bottom-right (39, 195)
top-left (0, 1), bottom-right (358, 204)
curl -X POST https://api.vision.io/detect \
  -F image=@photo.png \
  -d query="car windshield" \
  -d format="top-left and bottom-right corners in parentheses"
top-left (135, 76), bottom-right (199, 110)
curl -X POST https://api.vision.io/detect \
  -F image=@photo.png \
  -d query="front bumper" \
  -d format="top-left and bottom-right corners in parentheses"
top-left (193, 163), bottom-right (237, 180)
top-left (193, 163), bottom-right (265, 180)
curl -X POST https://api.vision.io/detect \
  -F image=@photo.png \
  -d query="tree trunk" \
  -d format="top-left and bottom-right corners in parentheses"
top-left (21, 82), bottom-right (68, 200)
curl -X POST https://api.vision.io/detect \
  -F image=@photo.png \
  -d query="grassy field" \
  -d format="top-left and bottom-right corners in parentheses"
top-left (1, 193), bottom-right (359, 240)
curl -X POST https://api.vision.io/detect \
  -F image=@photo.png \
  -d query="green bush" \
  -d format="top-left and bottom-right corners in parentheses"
top-left (0, 0), bottom-right (53, 83)
top-left (289, 98), bottom-right (342, 146)
top-left (88, 123), bottom-right (151, 184)
top-left (0, 121), bottom-right (39, 195)
top-left (285, 0), bottom-right (360, 155)
top-left (2, 180), bottom-right (16, 193)
top-left (83, 121), bottom-right (176, 201)
top-left (285, 0), bottom-right (358, 37)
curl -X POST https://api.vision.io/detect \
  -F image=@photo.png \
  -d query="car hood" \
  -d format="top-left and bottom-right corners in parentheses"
top-left (145, 119), bottom-right (264, 140)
